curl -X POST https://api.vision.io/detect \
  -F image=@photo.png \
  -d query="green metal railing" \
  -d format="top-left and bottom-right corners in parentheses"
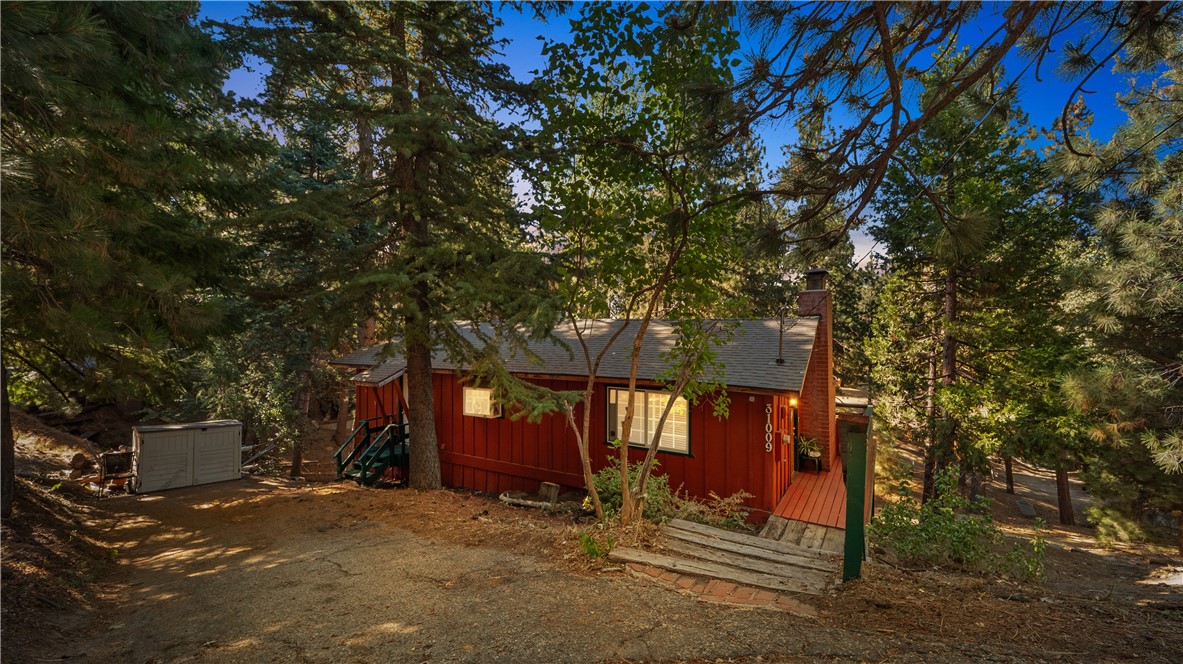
top-left (334, 414), bottom-right (408, 485)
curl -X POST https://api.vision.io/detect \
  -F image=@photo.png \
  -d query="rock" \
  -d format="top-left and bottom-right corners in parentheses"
top-left (69, 453), bottom-right (95, 470)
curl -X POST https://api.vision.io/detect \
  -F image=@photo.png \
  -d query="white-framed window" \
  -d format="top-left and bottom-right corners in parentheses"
top-left (462, 386), bottom-right (501, 418)
top-left (606, 388), bottom-right (690, 454)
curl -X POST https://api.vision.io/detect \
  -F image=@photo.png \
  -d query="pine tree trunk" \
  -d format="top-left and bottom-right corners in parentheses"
top-left (290, 447), bottom-right (303, 478)
top-left (343, 65), bottom-right (375, 452)
top-left (922, 348), bottom-right (938, 502)
top-left (963, 465), bottom-right (982, 502)
top-left (922, 451), bottom-right (936, 503)
top-left (386, 8), bottom-right (441, 490)
top-left (2, 365), bottom-right (15, 520)
top-left (1004, 456), bottom-right (1014, 494)
top-left (1055, 467), bottom-right (1075, 525)
top-left (934, 266), bottom-right (959, 497)
top-left (291, 370), bottom-right (312, 478)
top-left (1177, 516), bottom-right (1182, 557)
top-left (405, 334), bottom-right (440, 489)
top-left (333, 386), bottom-right (352, 445)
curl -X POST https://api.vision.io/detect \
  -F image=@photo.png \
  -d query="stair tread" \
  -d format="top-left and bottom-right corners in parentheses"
top-left (664, 519), bottom-right (838, 559)
top-left (608, 547), bottom-right (826, 595)
top-left (662, 530), bottom-right (836, 573)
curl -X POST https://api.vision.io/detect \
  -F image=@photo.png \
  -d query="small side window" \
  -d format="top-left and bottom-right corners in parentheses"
top-left (462, 386), bottom-right (501, 418)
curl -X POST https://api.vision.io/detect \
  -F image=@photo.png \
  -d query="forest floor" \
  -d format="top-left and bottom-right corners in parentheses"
top-left (2, 414), bottom-right (1181, 663)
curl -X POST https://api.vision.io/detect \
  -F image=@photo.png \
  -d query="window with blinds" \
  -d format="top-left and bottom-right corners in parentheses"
top-left (606, 388), bottom-right (690, 454)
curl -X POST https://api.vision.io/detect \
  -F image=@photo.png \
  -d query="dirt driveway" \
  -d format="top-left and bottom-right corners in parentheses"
top-left (25, 476), bottom-right (1018, 664)
top-left (6, 413), bottom-right (1181, 663)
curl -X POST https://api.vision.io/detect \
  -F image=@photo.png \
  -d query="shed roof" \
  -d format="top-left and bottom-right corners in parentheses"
top-left (331, 318), bottom-right (818, 394)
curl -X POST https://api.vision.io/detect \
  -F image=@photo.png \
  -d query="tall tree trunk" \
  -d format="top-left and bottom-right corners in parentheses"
top-left (1177, 513), bottom-right (1182, 557)
top-left (291, 369), bottom-right (312, 478)
top-left (2, 364), bottom-right (15, 520)
top-left (396, 10), bottom-right (441, 490)
top-left (922, 346), bottom-right (938, 502)
top-left (333, 380), bottom-right (352, 445)
top-left (564, 380), bottom-right (604, 519)
top-left (1004, 456), bottom-right (1014, 494)
top-left (405, 334), bottom-right (440, 489)
top-left (934, 266), bottom-right (960, 497)
top-left (290, 447), bottom-right (304, 478)
top-left (617, 304), bottom-right (665, 525)
top-left (1055, 467), bottom-right (1075, 526)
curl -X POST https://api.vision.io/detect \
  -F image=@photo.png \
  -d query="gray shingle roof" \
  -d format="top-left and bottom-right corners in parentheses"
top-left (331, 318), bottom-right (818, 394)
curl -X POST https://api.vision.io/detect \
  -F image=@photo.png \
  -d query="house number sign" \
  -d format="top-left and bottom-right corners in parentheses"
top-left (764, 404), bottom-right (773, 452)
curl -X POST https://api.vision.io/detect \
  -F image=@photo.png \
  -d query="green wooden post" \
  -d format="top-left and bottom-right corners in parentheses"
top-left (843, 406), bottom-right (873, 582)
top-left (842, 433), bottom-right (866, 581)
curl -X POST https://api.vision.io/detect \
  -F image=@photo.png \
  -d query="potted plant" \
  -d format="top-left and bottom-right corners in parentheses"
top-left (797, 437), bottom-right (822, 472)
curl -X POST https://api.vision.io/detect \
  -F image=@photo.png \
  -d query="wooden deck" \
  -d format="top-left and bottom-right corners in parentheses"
top-left (771, 458), bottom-right (846, 529)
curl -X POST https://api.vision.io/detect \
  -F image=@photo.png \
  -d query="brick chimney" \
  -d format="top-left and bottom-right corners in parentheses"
top-left (796, 269), bottom-right (836, 470)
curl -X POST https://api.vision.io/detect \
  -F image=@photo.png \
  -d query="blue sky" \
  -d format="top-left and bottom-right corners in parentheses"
top-left (201, 2), bottom-right (1136, 141)
top-left (199, 2), bottom-right (1141, 258)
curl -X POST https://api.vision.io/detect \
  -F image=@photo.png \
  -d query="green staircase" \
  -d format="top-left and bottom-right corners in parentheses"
top-left (334, 416), bottom-right (410, 486)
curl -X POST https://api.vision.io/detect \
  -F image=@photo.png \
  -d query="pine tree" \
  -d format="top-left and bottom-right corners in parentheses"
top-left (226, 1), bottom-right (558, 489)
top-left (727, 3), bottom-right (1178, 242)
top-left (176, 121), bottom-right (368, 474)
top-left (1056, 30), bottom-right (1183, 550)
top-left (1, 2), bottom-right (269, 517)
top-left (869, 55), bottom-right (1085, 511)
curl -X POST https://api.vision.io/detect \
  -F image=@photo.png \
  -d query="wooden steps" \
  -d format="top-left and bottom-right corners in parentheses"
top-left (760, 516), bottom-right (845, 555)
top-left (608, 519), bottom-right (837, 597)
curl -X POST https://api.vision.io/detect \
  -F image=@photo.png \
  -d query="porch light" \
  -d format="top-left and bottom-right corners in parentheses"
top-left (789, 396), bottom-right (798, 407)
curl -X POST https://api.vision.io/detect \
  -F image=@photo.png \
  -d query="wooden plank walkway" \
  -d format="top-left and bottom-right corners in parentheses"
top-left (607, 519), bottom-right (837, 597)
top-left (771, 457), bottom-right (847, 529)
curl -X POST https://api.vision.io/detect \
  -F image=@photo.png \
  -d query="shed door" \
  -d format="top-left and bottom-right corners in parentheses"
top-left (193, 427), bottom-right (241, 484)
top-left (137, 431), bottom-right (195, 492)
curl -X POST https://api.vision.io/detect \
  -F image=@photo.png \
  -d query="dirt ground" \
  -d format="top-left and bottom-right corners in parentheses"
top-left (3, 417), bottom-right (1181, 663)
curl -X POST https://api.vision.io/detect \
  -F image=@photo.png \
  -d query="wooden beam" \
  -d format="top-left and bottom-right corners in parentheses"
top-left (662, 529), bottom-right (836, 573)
top-left (608, 548), bottom-right (825, 596)
top-left (664, 519), bottom-right (836, 560)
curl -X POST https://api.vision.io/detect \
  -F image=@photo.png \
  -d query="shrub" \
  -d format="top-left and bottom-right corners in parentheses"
top-left (670, 490), bottom-right (754, 531)
top-left (870, 467), bottom-right (1045, 579)
top-left (1086, 504), bottom-right (1148, 548)
top-left (592, 455), bottom-right (674, 521)
top-left (1005, 518), bottom-right (1047, 582)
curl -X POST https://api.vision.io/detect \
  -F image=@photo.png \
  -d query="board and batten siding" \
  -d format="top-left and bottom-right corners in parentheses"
top-left (355, 373), bottom-right (790, 515)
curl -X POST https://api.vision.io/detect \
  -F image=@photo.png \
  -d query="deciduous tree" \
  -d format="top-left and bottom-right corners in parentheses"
top-left (533, 2), bottom-right (756, 524)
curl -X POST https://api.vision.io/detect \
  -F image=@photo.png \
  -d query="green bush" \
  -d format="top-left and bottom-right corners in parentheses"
top-left (592, 454), bottom-right (674, 521)
top-left (1005, 518), bottom-right (1047, 582)
top-left (1086, 504), bottom-right (1149, 548)
top-left (870, 468), bottom-right (1044, 579)
top-left (670, 490), bottom-right (754, 531)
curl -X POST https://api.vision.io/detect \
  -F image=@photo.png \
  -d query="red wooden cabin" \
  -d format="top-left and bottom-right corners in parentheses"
top-left (332, 271), bottom-right (842, 523)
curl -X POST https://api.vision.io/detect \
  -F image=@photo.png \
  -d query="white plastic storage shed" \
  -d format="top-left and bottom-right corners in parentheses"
top-left (131, 420), bottom-right (242, 492)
